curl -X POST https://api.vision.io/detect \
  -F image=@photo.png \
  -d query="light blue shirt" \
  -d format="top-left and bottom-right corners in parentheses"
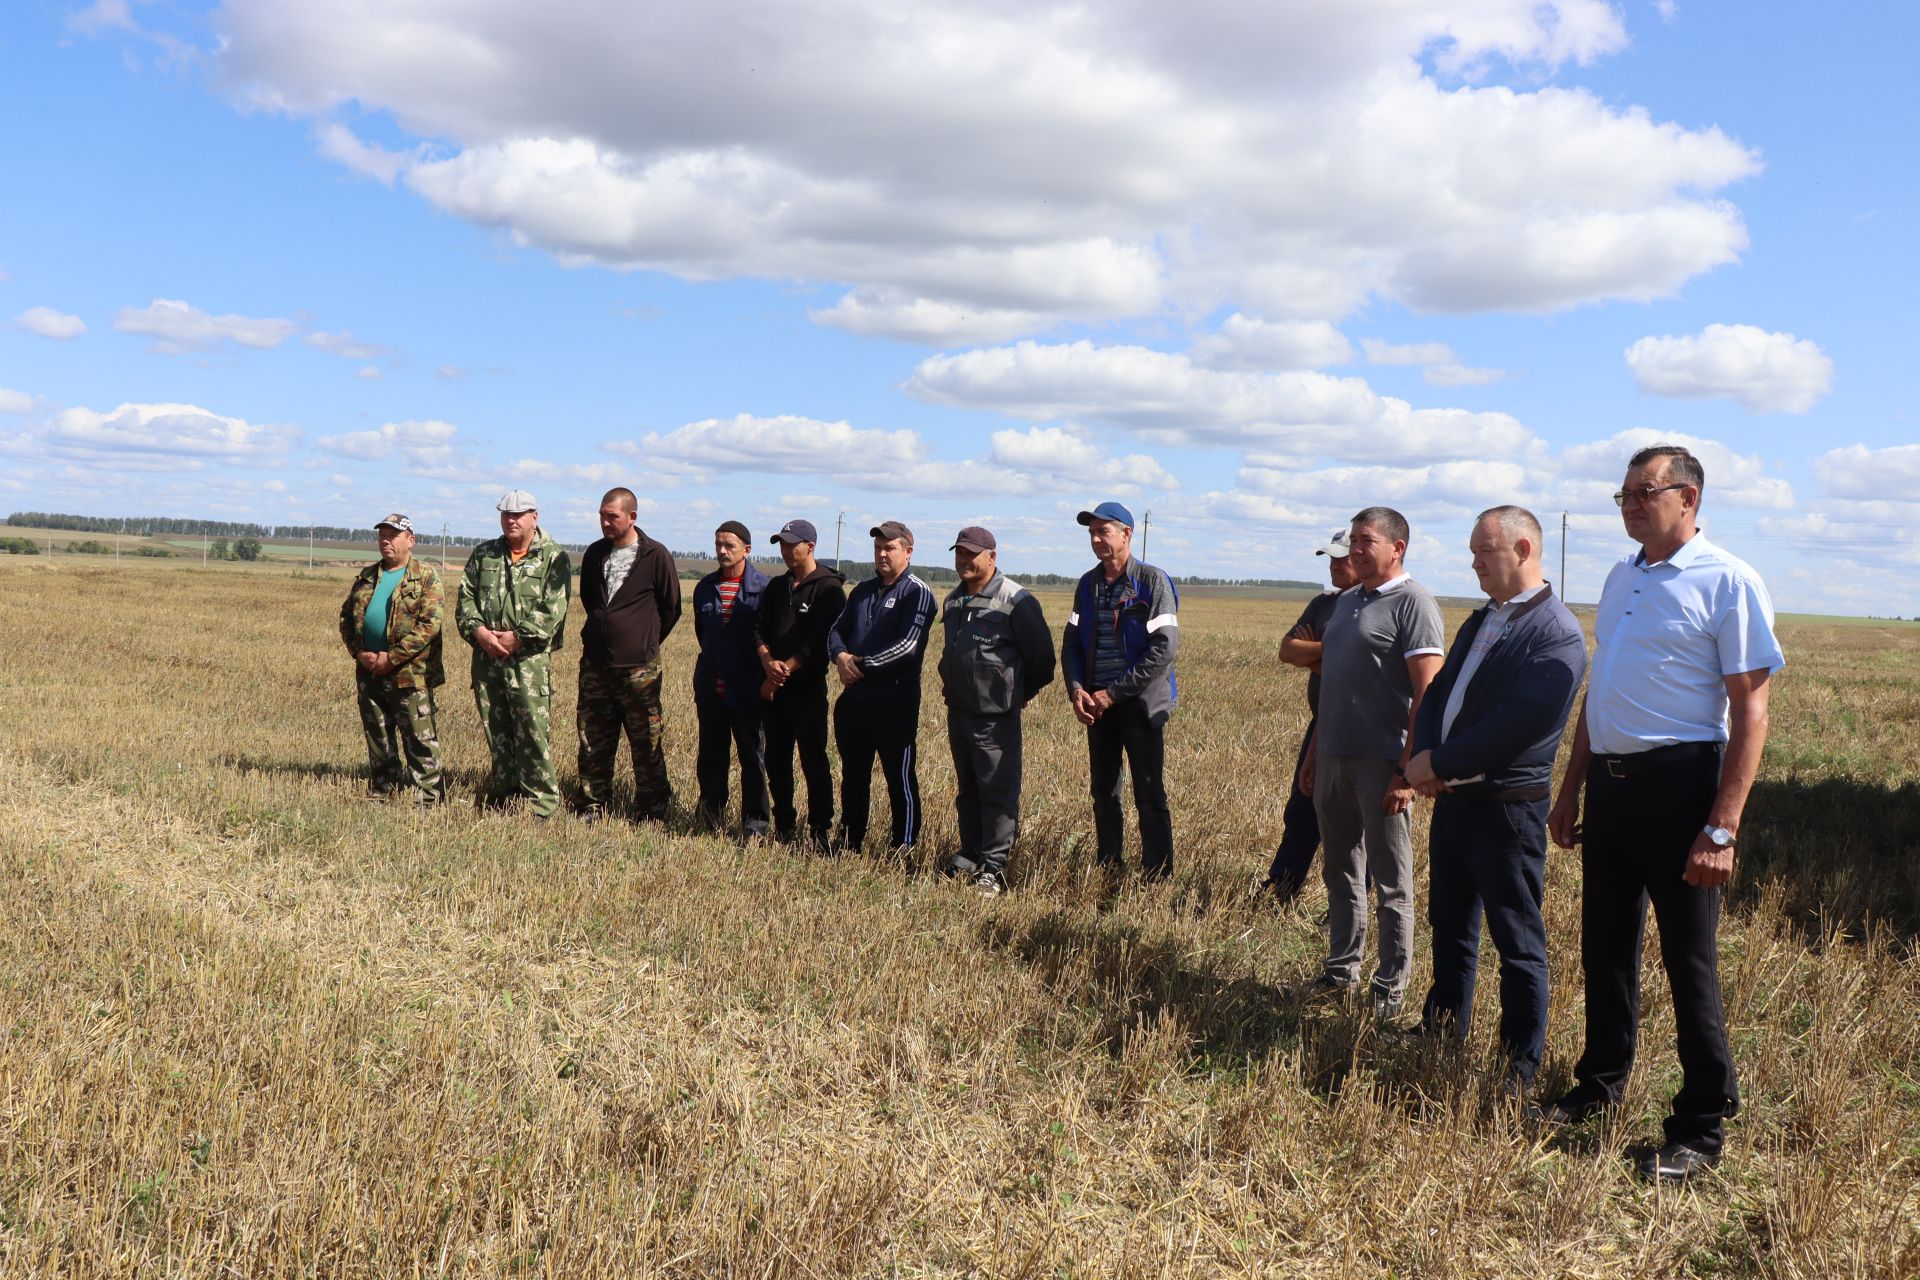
top-left (1586, 533), bottom-right (1784, 756)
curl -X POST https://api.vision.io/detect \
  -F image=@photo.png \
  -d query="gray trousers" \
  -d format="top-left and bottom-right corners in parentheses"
top-left (1315, 753), bottom-right (1415, 997)
top-left (947, 710), bottom-right (1023, 876)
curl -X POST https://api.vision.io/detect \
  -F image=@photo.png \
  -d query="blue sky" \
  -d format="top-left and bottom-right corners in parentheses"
top-left (1, 0), bottom-right (1915, 613)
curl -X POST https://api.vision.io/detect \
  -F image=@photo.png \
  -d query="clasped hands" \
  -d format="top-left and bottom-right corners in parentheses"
top-left (472, 626), bottom-right (522, 661)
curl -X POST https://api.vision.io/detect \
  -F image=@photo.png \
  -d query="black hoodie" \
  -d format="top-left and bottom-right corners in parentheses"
top-left (753, 563), bottom-right (848, 689)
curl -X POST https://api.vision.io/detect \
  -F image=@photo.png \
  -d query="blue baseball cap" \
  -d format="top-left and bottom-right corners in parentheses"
top-left (1076, 501), bottom-right (1135, 530)
top-left (771, 518), bottom-right (819, 545)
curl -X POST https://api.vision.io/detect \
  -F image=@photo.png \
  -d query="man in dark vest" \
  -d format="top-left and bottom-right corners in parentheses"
top-left (692, 520), bottom-right (771, 837)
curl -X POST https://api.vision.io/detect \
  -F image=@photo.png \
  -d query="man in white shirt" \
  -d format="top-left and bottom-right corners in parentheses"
top-left (1540, 445), bottom-right (1785, 1184)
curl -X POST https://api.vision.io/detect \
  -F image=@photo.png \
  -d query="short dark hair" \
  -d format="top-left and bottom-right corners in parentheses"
top-left (1477, 505), bottom-right (1543, 556)
top-left (1351, 506), bottom-right (1409, 547)
top-left (1628, 444), bottom-right (1705, 497)
top-left (600, 487), bottom-right (638, 514)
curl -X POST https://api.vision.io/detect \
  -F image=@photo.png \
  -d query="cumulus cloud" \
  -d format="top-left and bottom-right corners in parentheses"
top-left (1625, 323), bottom-right (1832, 413)
top-left (318, 418), bottom-right (459, 467)
top-left (1422, 363), bottom-right (1505, 387)
top-left (905, 340), bottom-right (1537, 464)
top-left (214, 0), bottom-right (1758, 339)
top-left (0, 388), bottom-right (32, 415)
top-left (113, 298), bottom-right (297, 354)
top-left (1363, 339), bottom-right (1457, 367)
top-left (1560, 427), bottom-right (1794, 509)
top-left (1191, 315), bottom-right (1354, 371)
top-left (15, 307), bottom-right (86, 339)
top-left (1814, 443), bottom-right (1920, 505)
top-left (36, 402), bottom-right (298, 466)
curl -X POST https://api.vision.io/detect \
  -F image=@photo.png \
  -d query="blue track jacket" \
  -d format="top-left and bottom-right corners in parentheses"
top-left (1061, 557), bottom-right (1179, 725)
top-left (827, 571), bottom-right (937, 701)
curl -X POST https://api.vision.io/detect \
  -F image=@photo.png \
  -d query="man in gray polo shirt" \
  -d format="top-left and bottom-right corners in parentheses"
top-left (1304, 505), bottom-right (1445, 1017)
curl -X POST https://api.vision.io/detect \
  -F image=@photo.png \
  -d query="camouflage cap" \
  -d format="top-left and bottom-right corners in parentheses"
top-left (375, 513), bottom-right (414, 533)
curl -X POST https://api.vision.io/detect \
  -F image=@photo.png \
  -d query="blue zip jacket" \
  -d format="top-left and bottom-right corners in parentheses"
top-left (1062, 556), bottom-right (1179, 725)
top-left (691, 562), bottom-right (770, 711)
top-left (826, 571), bottom-right (937, 701)
top-left (1412, 584), bottom-right (1587, 795)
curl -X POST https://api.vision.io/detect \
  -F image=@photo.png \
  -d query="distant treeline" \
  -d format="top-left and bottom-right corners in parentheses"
top-left (5, 511), bottom-right (502, 548)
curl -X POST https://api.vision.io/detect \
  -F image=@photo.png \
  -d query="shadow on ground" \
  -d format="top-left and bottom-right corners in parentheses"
top-left (1739, 775), bottom-right (1920, 943)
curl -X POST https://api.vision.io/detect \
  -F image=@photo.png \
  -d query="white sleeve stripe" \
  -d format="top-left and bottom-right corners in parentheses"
top-left (1405, 647), bottom-right (1443, 658)
top-left (1146, 613), bottom-right (1178, 633)
top-left (1067, 611), bottom-right (1080, 626)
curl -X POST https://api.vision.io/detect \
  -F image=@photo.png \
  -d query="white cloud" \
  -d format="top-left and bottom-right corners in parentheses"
top-left (15, 307), bottom-right (86, 339)
top-left (1422, 363), bottom-right (1505, 387)
top-left (1560, 427), bottom-right (1794, 509)
top-left (986, 424), bottom-right (1177, 492)
top-left (314, 121), bottom-right (415, 185)
top-left (305, 330), bottom-right (390, 360)
top-left (1190, 315), bottom-right (1353, 371)
top-left (67, 0), bottom-right (137, 36)
top-left (217, 0), bottom-right (1757, 338)
top-left (1814, 443), bottom-right (1920, 506)
top-left (37, 402), bottom-right (298, 466)
top-left (0, 388), bottom-right (32, 415)
top-left (904, 340), bottom-right (1537, 464)
top-left (1363, 339), bottom-right (1457, 367)
top-left (318, 418), bottom-right (458, 467)
top-left (355, 365), bottom-right (381, 380)
top-left (1625, 323), bottom-right (1832, 414)
top-left (114, 298), bottom-right (296, 354)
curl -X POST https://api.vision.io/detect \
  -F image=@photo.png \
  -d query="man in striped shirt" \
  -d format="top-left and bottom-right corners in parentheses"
top-left (827, 521), bottom-right (937, 854)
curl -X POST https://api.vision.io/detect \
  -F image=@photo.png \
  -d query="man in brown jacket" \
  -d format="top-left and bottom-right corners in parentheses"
top-left (577, 487), bottom-right (683, 822)
top-left (339, 513), bottom-right (446, 803)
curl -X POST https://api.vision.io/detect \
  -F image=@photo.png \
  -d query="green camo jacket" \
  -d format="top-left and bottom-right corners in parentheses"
top-left (338, 556), bottom-right (446, 689)
top-left (456, 529), bottom-right (573, 656)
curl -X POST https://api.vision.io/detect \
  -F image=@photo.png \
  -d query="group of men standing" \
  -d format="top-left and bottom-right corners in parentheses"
top-left (338, 493), bottom-right (1177, 896)
top-left (338, 442), bottom-right (1782, 1180)
top-left (1252, 444), bottom-right (1782, 1182)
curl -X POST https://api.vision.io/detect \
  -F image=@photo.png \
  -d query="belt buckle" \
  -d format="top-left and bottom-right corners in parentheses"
top-left (1606, 757), bottom-right (1627, 779)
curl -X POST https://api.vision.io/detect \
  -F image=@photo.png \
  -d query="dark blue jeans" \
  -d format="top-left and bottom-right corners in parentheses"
top-left (1420, 792), bottom-right (1551, 1082)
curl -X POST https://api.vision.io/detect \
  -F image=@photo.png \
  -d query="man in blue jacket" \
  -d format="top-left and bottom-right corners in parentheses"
top-left (1062, 501), bottom-right (1179, 880)
top-left (828, 520), bottom-right (937, 853)
top-left (1405, 506), bottom-right (1587, 1086)
top-left (692, 520), bottom-right (771, 838)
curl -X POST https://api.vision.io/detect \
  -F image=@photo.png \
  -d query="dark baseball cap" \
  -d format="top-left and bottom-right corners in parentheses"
top-left (1076, 501), bottom-right (1135, 529)
top-left (949, 526), bottom-right (996, 553)
top-left (771, 519), bottom-right (818, 545)
top-left (869, 520), bottom-right (913, 544)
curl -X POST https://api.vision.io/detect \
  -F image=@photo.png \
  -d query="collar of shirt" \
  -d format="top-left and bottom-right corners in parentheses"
top-left (1633, 530), bottom-right (1715, 572)
top-left (1362, 571), bottom-right (1412, 597)
top-left (1485, 581), bottom-right (1548, 613)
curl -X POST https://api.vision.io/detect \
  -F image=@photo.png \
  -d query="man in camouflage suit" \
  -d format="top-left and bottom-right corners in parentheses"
top-left (339, 513), bottom-right (446, 803)
top-left (456, 490), bottom-right (574, 818)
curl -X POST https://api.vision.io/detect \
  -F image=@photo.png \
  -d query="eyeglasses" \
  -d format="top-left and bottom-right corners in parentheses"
top-left (1612, 483), bottom-right (1689, 508)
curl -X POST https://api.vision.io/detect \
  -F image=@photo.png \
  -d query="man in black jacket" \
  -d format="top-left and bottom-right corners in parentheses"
top-left (577, 487), bottom-right (682, 822)
top-left (1404, 505), bottom-right (1586, 1085)
top-left (754, 519), bottom-right (847, 847)
top-left (939, 527), bottom-right (1054, 895)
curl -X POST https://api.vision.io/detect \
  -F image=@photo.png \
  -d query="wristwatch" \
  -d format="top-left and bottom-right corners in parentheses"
top-left (1702, 825), bottom-right (1736, 848)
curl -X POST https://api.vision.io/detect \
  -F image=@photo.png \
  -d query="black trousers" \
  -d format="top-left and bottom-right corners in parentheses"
top-left (1264, 717), bottom-right (1322, 896)
top-left (763, 681), bottom-right (833, 842)
top-left (834, 691), bottom-right (923, 851)
top-left (1087, 697), bottom-right (1174, 877)
top-left (695, 698), bottom-right (770, 836)
top-left (1421, 792), bottom-right (1551, 1082)
top-left (1572, 746), bottom-right (1739, 1152)
top-left (948, 710), bottom-right (1023, 877)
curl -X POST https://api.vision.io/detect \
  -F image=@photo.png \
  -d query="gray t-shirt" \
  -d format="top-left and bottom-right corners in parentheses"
top-left (1291, 590), bottom-right (1341, 716)
top-left (602, 543), bottom-right (638, 600)
top-left (1316, 575), bottom-right (1445, 761)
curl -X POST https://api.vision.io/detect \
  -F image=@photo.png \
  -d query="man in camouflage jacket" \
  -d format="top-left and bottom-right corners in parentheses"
top-left (338, 513), bottom-right (446, 802)
top-left (456, 491), bottom-right (574, 818)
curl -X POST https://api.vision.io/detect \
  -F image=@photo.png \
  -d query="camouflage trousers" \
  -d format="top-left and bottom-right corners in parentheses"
top-left (472, 652), bottom-right (560, 818)
top-left (577, 657), bottom-right (673, 819)
top-left (356, 668), bottom-right (445, 802)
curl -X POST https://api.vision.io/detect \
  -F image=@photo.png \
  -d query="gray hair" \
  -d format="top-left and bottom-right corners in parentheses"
top-left (1477, 505), bottom-right (1543, 560)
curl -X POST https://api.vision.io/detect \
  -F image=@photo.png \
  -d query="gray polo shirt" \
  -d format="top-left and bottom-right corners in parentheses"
top-left (1316, 574), bottom-right (1445, 762)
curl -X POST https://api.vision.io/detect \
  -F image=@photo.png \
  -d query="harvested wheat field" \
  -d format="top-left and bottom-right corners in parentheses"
top-left (2, 556), bottom-right (1916, 1278)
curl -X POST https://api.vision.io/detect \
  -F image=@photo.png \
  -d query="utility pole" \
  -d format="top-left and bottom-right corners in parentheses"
top-left (441, 522), bottom-right (450, 573)
top-left (834, 511), bottom-right (846, 572)
top-left (308, 526), bottom-right (314, 570)
top-left (201, 523), bottom-right (208, 568)
top-left (1140, 509), bottom-right (1152, 563)
top-left (1559, 511), bottom-right (1568, 595)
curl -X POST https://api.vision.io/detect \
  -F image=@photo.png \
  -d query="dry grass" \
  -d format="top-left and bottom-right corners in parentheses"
top-left (1, 556), bottom-right (1916, 1278)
